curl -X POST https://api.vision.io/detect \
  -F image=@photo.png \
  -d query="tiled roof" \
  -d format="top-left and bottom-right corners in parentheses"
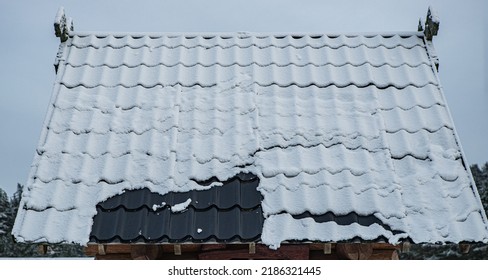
top-left (12, 18), bottom-right (488, 248)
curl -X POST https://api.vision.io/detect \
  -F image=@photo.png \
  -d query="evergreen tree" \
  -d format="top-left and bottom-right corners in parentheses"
top-left (0, 183), bottom-right (84, 257)
top-left (0, 189), bottom-right (9, 235)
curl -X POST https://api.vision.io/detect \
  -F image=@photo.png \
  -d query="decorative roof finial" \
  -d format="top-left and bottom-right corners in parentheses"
top-left (424, 6), bottom-right (439, 40)
top-left (417, 18), bottom-right (423, 32)
top-left (54, 7), bottom-right (74, 42)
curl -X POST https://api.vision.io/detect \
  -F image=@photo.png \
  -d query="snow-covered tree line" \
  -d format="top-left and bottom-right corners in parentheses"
top-left (0, 184), bottom-right (84, 257)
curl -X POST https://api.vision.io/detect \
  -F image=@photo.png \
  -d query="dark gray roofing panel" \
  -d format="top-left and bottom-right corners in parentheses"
top-left (98, 174), bottom-right (261, 211)
top-left (90, 174), bottom-right (264, 243)
top-left (90, 206), bottom-right (264, 243)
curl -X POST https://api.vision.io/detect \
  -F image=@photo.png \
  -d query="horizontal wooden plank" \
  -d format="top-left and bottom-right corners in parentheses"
top-left (369, 249), bottom-right (399, 260)
top-left (85, 244), bottom-right (132, 255)
top-left (95, 253), bottom-right (132, 260)
top-left (336, 243), bottom-right (373, 260)
top-left (199, 244), bottom-right (309, 260)
top-left (85, 242), bottom-right (401, 259)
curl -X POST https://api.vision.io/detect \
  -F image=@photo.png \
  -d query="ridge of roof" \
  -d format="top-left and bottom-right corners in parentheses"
top-left (69, 31), bottom-right (424, 38)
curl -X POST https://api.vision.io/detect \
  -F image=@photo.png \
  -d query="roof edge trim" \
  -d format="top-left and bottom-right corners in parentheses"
top-left (425, 38), bottom-right (488, 232)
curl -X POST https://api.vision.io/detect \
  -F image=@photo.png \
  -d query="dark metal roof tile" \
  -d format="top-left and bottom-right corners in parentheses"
top-left (90, 174), bottom-right (264, 243)
top-left (97, 174), bottom-right (260, 211)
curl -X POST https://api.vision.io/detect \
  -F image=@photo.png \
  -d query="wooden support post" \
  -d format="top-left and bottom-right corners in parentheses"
top-left (323, 243), bottom-right (332, 255)
top-left (401, 241), bottom-right (411, 253)
top-left (98, 244), bottom-right (106, 255)
top-left (249, 243), bottom-right (256, 254)
top-left (459, 244), bottom-right (471, 254)
top-left (391, 250), bottom-right (399, 260)
top-left (174, 244), bottom-right (182, 255)
top-left (38, 244), bottom-right (48, 255)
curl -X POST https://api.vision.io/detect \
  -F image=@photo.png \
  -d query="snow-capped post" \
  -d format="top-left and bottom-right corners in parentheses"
top-left (54, 7), bottom-right (74, 42)
top-left (424, 6), bottom-right (439, 40)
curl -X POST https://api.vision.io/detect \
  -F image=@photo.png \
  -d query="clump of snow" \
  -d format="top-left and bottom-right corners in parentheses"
top-left (197, 228), bottom-right (202, 234)
top-left (54, 7), bottom-right (65, 25)
top-left (170, 198), bottom-right (192, 213)
top-left (428, 6), bottom-right (440, 24)
top-left (152, 202), bottom-right (166, 211)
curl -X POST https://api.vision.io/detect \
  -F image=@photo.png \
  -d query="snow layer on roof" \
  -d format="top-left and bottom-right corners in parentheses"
top-left (13, 32), bottom-right (488, 247)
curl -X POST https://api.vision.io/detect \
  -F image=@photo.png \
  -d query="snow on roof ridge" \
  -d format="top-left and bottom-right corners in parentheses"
top-left (69, 30), bottom-right (423, 38)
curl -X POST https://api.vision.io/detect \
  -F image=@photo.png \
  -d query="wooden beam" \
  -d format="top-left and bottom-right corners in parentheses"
top-left (131, 245), bottom-right (148, 260)
top-left (201, 244), bottom-right (226, 251)
top-left (459, 244), bottom-right (471, 254)
top-left (95, 253), bottom-right (132, 260)
top-left (98, 244), bottom-right (106, 256)
top-left (162, 244), bottom-right (201, 253)
top-left (249, 243), bottom-right (256, 254)
top-left (323, 243), bottom-right (332, 255)
top-left (199, 244), bottom-right (309, 260)
top-left (86, 242), bottom-right (402, 260)
top-left (391, 250), bottom-right (399, 260)
top-left (369, 249), bottom-right (399, 260)
top-left (336, 243), bottom-right (373, 260)
top-left (401, 241), bottom-right (411, 253)
top-left (38, 244), bottom-right (48, 255)
top-left (174, 244), bottom-right (182, 255)
top-left (372, 243), bottom-right (400, 250)
top-left (86, 244), bottom-right (133, 256)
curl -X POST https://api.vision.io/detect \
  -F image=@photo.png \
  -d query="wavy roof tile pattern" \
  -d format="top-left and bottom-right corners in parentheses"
top-left (12, 28), bottom-right (488, 248)
top-left (90, 174), bottom-right (264, 243)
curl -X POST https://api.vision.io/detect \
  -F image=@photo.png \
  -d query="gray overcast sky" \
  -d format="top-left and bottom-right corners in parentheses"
top-left (0, 0), bottom-right (487, 196)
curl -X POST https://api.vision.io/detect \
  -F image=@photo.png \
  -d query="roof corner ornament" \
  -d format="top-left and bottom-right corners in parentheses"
top-left (423, 6), bottom-right (439, 40)
top-left (417, 18), bottom-right (423, 32)
top-left (54, 7), bottom-right (74, 43)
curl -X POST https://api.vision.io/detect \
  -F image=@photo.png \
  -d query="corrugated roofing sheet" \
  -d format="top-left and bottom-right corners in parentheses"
top-left (90, 174), bottom-right (263, 243)
top-left (12, 29), bottom-right (488, 248)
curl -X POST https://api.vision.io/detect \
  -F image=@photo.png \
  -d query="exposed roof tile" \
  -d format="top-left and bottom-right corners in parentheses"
top-left (90, 175), bottom-right (263, 243)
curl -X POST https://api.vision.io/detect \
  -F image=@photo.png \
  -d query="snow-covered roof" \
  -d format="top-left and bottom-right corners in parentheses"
top-left (12, 13), bottom-right (488, 248)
